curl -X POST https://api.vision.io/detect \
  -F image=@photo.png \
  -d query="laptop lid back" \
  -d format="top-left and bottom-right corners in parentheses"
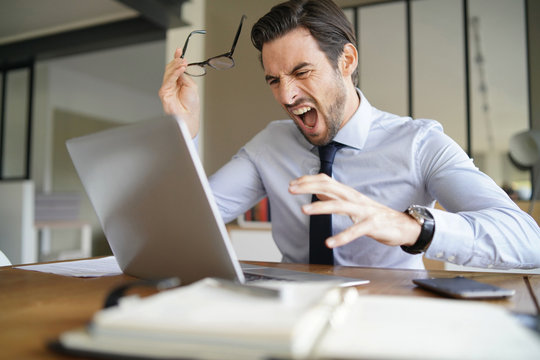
top-left (66, 117), bottom-right (245, 284)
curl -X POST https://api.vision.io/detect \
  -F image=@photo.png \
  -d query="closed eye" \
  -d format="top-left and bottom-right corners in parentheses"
top-left (265, 75), bottom-right (279, 86)
top-left (296, 70), bottom-right (311, 79)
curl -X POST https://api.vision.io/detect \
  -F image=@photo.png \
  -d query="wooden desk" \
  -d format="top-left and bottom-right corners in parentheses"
top-left (1, 261), bottom-right (539, 360)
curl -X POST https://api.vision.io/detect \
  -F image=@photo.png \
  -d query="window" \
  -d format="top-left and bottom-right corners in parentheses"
top-left (344, 0), bottom-right (532, 201)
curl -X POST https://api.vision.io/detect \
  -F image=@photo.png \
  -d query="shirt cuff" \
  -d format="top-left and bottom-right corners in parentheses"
top-left (425, 208), bottom-right (475, 265)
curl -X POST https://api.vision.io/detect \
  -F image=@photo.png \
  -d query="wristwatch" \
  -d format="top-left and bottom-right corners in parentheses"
top-left (401, 205), bottom-right (435, 255)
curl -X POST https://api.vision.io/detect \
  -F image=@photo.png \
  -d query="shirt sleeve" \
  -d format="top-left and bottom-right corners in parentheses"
top-left (208, 147), bottom-right (266, 224)
top-left (417, 125), bottom-right (540, 269)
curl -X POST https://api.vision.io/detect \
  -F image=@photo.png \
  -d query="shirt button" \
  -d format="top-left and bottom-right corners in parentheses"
top-left (487, 264), bottom-right (494, 269)
top-left (447, 255), bottom-right (456, 262)
top-left (436, 252), bottom-right (444, 258)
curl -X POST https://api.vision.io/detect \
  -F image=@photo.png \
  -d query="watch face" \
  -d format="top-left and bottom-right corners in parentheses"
top-left (403, 205), bottom-right (435, 255)
top-left (410, 206), bottom-right (433, 220)
top-left (408, 209), bottom-right (424, 225)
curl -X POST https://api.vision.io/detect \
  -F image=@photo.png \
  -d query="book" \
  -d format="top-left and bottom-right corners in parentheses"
top-left (52, 278), bottom-right (540, 359)
top-left (54, 279), bottom-right (341, 359)
top-left (239, 197), bottom-right (271, 228)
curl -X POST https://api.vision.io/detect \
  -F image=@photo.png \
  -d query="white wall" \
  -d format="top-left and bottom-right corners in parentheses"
top-left (49, 66), bottom-right (163, 124)
top-left (0, 181), bottom-right (36, 264)
top-left (28, 41), bottom-right (167, 259)
top-left (32, 42), bottom-right (166, 193)
top-left (165, 0), bottom-right (206, 159)
top-left (229, 228), bottom-right (281, 262)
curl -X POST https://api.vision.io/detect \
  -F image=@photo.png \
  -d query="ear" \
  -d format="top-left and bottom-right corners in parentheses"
top-left (339, 43), bottom-right (358, 78)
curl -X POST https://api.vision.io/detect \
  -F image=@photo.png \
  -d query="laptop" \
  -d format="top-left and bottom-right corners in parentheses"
top-left (66, 116), bottom-right (368, 287)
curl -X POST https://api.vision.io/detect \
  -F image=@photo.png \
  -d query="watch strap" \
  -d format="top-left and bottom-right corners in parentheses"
top-left (401, 206), bottom-right (435, 254)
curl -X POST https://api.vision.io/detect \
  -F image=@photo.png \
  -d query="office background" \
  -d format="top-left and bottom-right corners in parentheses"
top-left (0, 0), bottom-right (538, 269)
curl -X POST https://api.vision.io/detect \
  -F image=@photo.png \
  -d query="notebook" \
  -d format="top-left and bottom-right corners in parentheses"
top-left (66, 116), bottom-right (368, 287)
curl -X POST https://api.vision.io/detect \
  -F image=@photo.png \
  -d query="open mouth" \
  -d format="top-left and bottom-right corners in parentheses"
top-left (292, 106), bottom-right (318, 130)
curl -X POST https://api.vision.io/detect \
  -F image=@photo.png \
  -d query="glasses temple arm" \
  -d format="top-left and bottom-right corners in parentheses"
top-left (228, 15), bottom-right (247, 56)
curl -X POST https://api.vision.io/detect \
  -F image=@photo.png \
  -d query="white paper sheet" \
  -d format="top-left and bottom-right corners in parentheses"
top-left (15, 256), bottom-right (122, 277)
top-left (315, 295), bottom-right (540, 359)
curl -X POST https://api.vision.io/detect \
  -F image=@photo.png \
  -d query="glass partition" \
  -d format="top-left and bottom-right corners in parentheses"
top-left (358, 2), bottom-right (408, 116)
top-left (411, 0), bottom-right (467, 149)
top-left (2, 68), bottom-right (30, 179)
top-left (0, 72), bottom-right (3, 165)
top-left (468, 0), bottom-right (529, 197)
top-left (345, 0), bottom-right (531, 200)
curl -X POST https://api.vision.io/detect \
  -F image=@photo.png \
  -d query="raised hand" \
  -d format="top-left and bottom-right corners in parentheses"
top-left (289, 174), bottom-right (421, 248)
top-left (158, 48), bottom-right (201, 138)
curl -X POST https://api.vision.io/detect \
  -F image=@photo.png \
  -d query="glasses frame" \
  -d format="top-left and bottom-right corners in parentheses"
top-left (180, 15), bottom-right (247, 77)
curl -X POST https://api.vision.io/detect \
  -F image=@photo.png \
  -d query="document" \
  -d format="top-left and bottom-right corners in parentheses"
top-left (52, 277), bottom-right (540, 360)
top-left (315, 295), bottom-right (540, 360)
top-left (16, 256), bottom-right (122, 277)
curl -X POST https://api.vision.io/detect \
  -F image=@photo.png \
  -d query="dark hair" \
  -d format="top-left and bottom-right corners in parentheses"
top-left (251, 0), bottom-right (358, 85)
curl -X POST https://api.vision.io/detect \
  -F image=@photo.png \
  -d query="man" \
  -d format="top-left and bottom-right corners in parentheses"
top-left (159, 0), bottom-right (540, 269)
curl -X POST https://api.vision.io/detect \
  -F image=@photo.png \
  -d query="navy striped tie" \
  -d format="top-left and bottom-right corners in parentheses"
top-left (309, 142), bottom-right (343, 264)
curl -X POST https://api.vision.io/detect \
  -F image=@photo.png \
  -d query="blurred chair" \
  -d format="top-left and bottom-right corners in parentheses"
top-left (34, 192), bottom-right (92, 261)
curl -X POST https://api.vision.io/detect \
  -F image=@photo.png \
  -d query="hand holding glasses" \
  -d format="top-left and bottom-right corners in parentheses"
top-left (181, 15), bottom-right (246, 77)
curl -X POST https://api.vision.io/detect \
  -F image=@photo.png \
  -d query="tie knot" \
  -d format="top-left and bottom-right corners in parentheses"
top-left (317, 142), bottom-right (343, 176)
top-left (318, 141), bottom-right (343, 161)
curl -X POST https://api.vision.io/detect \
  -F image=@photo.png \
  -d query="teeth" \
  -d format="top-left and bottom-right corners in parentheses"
top-left (292, 106), bottom-right (311, 116)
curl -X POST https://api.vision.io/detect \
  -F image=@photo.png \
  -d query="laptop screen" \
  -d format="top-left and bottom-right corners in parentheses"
top-left (67, 116), bottom-right (245, 284)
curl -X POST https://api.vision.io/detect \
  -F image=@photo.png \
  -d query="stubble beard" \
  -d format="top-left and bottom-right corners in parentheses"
top-left (298, 74), bottom-right (347, 147)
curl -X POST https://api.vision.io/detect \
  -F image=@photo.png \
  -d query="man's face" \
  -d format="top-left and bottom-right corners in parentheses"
top-left (262, 27), bottom-right (348, 146)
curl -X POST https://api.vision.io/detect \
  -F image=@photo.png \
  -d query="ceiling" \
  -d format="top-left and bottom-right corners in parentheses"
top-left (0, 0), bottom-right (137, 45)
top-left (0, 0), bottom-right (188, 68)
top-left (0, 0), bottom-right (189, 95)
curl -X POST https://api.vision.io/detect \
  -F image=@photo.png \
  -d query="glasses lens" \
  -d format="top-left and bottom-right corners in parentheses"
top-left (208, 56), bottom-right (235, 70)
top-left (185, 65), bottom-right (206, 77)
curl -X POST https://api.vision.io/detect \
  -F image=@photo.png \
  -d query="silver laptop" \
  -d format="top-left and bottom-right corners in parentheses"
top-left (66, 116), bottom-right (368, 287)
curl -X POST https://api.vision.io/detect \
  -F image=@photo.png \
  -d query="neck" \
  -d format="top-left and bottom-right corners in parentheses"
top-left (339, 82), bottom-right (361, 130)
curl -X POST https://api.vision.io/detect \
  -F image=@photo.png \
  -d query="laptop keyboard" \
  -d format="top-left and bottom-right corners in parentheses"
top-left (243, 271), bottom-right (291, 282)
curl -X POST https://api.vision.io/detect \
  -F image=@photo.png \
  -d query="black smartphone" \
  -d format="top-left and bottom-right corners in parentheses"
top-left (413, 276), bottom-right (516, 299)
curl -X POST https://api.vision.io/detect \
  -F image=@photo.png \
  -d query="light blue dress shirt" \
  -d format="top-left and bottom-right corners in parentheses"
top-left (209, 91), bottom-right (540, 269)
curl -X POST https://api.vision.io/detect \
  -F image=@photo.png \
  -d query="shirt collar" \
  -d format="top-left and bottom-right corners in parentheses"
top-left (333, 88), bottom-right (373, 150)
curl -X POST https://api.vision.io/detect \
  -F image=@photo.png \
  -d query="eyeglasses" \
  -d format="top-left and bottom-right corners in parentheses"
top-left (181, 15), bottom-right (247, 77)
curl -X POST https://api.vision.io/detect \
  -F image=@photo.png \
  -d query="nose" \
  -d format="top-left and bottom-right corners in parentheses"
top-left (274, 78), bottom-right (299, 105)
